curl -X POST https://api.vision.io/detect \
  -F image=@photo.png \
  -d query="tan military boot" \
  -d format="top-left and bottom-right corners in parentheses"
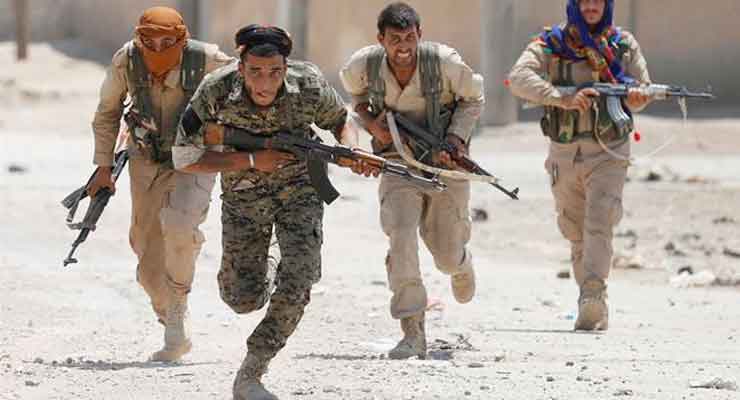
top-left (388, 313), bottom-right (427, 360)
top-left (233, 353), bottom-right (278, 400)
top-left (574, 279), bottom-right (609, 331)
top-left (451, 264), bottom-right (476, 304)
top-left (150, 294), bottom-right (192, 362)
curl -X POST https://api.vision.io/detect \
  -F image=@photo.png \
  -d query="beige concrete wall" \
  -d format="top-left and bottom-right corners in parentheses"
top-left (512, 1), bottom-right (633, 49)
top-left (307, 0), bottom-right (483, 90)
top-left (201, 1), bottom-right (277, 54)
top-left (0, 0), bottom-right (179, 60)
top-left (67, 0), bottom-right (179, 55)
top-left (4, 0), bottom-right (738, 108)
top-left (511, 0), bottom-right (739, 104)
top-left (0, 0), bottom-right (73, 42)
top-left (512, 1), bottom-right (739, 106)
top-left (632, 0), bottom-right (740, 102)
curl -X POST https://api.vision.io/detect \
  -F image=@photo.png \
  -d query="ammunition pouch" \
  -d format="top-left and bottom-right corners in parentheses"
top-left (594, 95), bottom-right (634, 143)
top-left (542, 43), bottom-right (633, 145)
top-left (124, 109), bottom-right (170, 163)
top-left (540, 106), bottom-right (580, 143)
top-left (124, 39), bottom-right (206, 165)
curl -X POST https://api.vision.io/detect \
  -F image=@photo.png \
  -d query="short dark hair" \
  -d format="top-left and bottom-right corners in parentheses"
top-left (239, 43), bottom-right (284, 62)
top-left (377, 2), bottom-right (421, 35)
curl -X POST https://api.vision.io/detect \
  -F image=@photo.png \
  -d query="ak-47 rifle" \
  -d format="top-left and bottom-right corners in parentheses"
top-left (387, 112), bottom-right (520, 200)
top-left (204, 124), bottom-right (446, 204)
top-left (61, 149), bottom-right (129, 267)
top-left (547, 82), bottom-right (716, 138)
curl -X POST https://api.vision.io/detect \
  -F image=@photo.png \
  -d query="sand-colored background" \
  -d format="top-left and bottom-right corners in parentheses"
top-left (2, 0), bottom-right (739, 115)
top-left (1, 39), bottom-right (739, 399)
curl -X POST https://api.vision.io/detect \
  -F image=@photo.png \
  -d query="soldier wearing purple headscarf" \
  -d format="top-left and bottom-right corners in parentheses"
top-left (508, 0), bottom-right (653, 331)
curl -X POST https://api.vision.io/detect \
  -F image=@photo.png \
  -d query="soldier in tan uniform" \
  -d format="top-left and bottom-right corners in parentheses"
top-left (340, 2), bottom-right (484, 359)
top-left (508, 0), bottom-right (651, 330)
top-left (86, 7), bottom-right (232, 360)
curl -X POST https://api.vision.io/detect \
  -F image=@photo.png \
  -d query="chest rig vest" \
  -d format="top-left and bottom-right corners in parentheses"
top-left (366, 42), bottom-right (455, 157)
top-left (125, 39), bottom-right (207, 165)
top-left (540, 36), bottom-right (631, 144)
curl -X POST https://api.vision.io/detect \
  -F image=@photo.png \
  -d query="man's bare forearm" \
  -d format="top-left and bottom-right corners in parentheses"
top-left (354, 102), bottom-right (386, 141)
top-left (338, 123), bottom-right (359, 148)
top-left (181, 151), bottom-right (251, 174)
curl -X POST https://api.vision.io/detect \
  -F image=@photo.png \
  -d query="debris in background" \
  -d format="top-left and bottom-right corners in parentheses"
top-left (426, 297), bottom-right (445, 312)
top-left (615, 230), bottom-right (638, 239)
top-left (7, 164), bottom-right (28, 174)
top-left (685, 176), bottom-right (717, 185)
top-left (556, 269), bottom-right (571, 279)
top-left (664, 242), bottom-right (687, 257)
top-left (612, 254), bottom-right (646, 270)
top-left (676, 266), bottom-right (694, 275)
top-left (689, 378), bottom-right (737, 391)
top-left (670, 270), bottom-right (740, 288)
top-left (722, 248), bottom-right (740, 259)
top-left (471, 208), bottom-right (489, 222)
top-left (713, 217), bottom-right (736, 225)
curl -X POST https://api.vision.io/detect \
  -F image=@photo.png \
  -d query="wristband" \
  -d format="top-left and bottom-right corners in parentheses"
top-left (248, 153), bottom-right (255, 169)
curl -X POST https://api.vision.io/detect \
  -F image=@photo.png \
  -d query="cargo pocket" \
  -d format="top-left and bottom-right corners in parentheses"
top-left (168, 173), bottom-right (213, 212)
top-left (607, 196), bottom-right (624, 227)
top-left (128, 161), bottom-right (160, 227)
top-left (453, 196), bottom-right (472, 246)
top-left (378, 192), bottom-right (395, 236)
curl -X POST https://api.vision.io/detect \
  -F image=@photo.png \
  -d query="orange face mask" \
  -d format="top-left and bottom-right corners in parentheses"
top-left (134, 7), bottom-right (190, 80)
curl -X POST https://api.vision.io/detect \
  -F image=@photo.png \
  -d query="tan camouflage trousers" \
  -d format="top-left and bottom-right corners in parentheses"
top-left (218, 177), bottom-right (323, 361)
top-left (545, 139), bottom-right (629, 286)
top-left (379, 173), bottom-right (473, 319)
top-left (128, 158), bottom-right (214, 321)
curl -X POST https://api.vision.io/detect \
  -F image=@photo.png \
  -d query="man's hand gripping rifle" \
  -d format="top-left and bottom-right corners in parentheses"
top-left (61, 149), bottom-right (129, 267)
top-left (537, 82), bottom-right (715, 138)
top-left (386, 112), bottom-right (520, 200)
top-left (204, 124), bottom-right (446, 205)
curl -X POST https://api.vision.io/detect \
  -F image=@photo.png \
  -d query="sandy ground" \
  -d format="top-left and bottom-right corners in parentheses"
top-left (1, 42), bottom-right (739, 400)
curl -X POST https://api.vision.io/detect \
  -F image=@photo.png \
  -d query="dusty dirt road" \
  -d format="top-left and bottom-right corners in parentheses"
top-left (1, 43), bottom-right (739, 400)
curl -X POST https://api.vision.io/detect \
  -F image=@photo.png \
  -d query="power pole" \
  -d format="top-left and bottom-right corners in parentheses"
top-left (629, 0), bottom-right (638, 35)
top-left (480, 0), bottom-right (518, 126)
top-left (196, 0), bottom-right (211, 43)
top-left (179, 0), bottom-right (200, 39)
top-left (276, 0), bottom-right (308, 60)
top-left (15, 0), bottom-right (29, 61)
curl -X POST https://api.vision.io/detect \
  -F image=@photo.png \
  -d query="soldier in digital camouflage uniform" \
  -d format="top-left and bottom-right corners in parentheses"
top-left (508, 0), bottom-right (651, 330)
top-left (340, 2), bottom-right (484, 360)
top-left (88, 6), bottom-right (232, 361)
top-left (173, 25), bottom-right (371, 400)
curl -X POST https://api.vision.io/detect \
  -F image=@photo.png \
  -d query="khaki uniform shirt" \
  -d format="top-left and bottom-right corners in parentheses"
top-left (508, 29), bottom-right (651, 134)
top-left (339, 43), bottom-right (484, 143)
top-left (172, 61), bottom-right (348, 193)
top-left (92, 40), bottom-right (233, 167)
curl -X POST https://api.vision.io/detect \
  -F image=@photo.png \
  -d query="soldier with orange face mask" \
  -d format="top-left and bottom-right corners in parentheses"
top-left (88, 7), bottom-right (233, 361)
